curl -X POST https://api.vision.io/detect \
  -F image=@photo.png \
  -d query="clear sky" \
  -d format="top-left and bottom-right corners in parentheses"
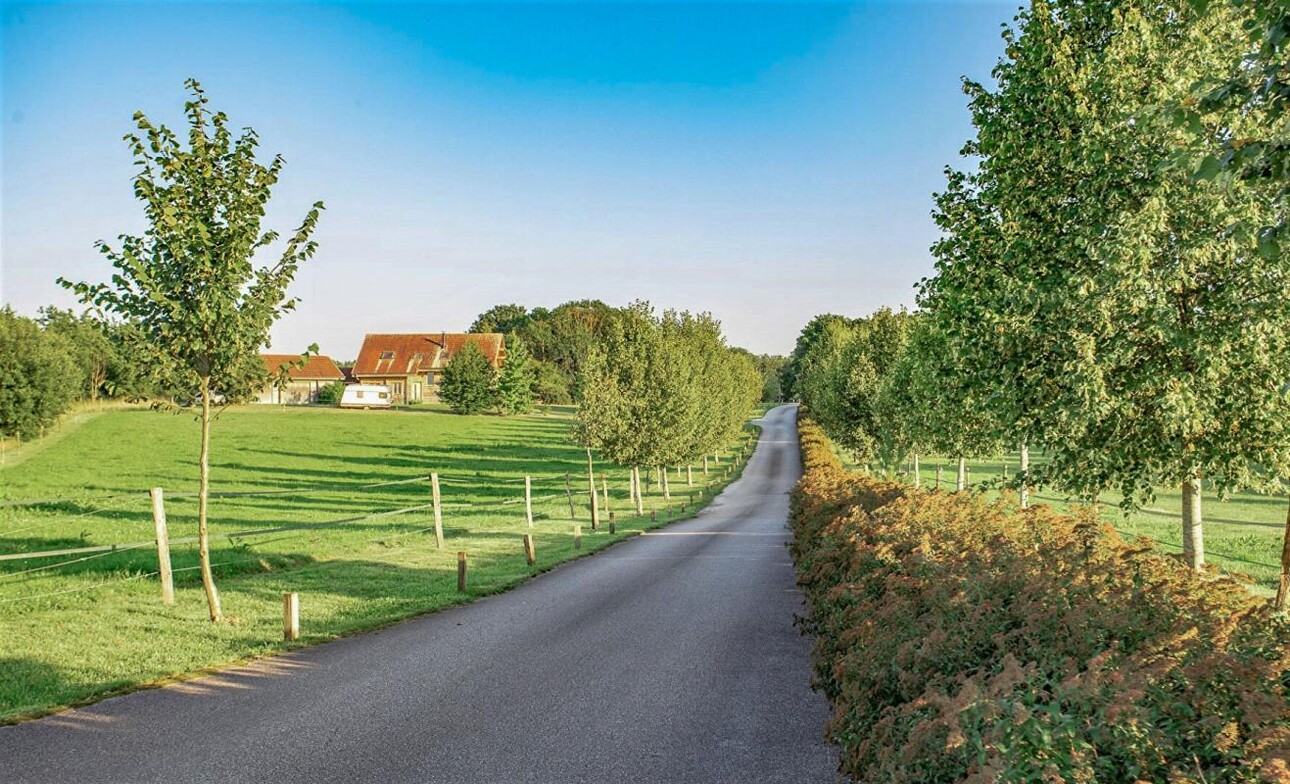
top-left (2, 0), bottom-right (1015, 358)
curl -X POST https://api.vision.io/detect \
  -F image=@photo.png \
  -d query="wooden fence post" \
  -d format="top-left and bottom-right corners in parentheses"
top-left (574, 524), bottom-right (582, 550)
top-left (586, 451), bottom-right (600, 531)
top-left (523, 533), bottom-right (536, 565)
top-left (650, 509), bottom-right (657, 523)
top-left (283, 593), bottom-right (300, 641)
top-left (150, 487), bottom-right (174, 606)
top-left (457, 551), bottom-right (468, 592)
top-left (431, 472), bottom-right (445, 549)
top-left (525, 475), bottom-right (534, 527)
top-left (609, 515), bottom-right (616, 534)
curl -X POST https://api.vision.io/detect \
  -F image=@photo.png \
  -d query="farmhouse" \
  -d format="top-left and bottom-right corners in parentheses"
top-left (352, 333), bottom-right (506, 404)
top-left (256, 354), bottom-right (345, 404)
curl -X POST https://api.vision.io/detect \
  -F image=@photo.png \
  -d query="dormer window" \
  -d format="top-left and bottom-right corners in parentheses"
top-left (379, 351), bottom-right (394, 360)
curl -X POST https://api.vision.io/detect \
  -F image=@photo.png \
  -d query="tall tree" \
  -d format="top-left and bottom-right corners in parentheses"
top-left (439, 342), bottom-right (497, 414)
top-left (495, 336), bottom-right (537, 415)
top-left (60, 80), bottom-right (324, 621)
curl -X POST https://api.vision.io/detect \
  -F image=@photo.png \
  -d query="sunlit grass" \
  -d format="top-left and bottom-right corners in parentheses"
top-left (0, 404), bottom-right (756, 722)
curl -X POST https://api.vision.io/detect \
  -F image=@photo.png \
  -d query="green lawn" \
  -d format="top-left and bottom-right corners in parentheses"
top-left (0, 404), bottom-right (757, 722)
top-left (889, 453), bottom-right (1287, 593)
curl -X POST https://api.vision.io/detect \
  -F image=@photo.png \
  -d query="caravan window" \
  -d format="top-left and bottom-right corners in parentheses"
top-left (379, 392), bottom-right (389, 400)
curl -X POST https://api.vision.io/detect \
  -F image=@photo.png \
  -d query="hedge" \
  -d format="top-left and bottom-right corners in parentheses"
top-left (790, 416), bottom-right (1290, 782)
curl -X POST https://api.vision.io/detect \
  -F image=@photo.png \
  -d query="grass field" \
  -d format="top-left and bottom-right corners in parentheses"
top-left (881, 453), bottom-right (1287, 593)
top-left (0, 404), bottom-right (758, 723)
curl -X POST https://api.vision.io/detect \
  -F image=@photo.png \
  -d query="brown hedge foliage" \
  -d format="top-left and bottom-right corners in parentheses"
top-left (790, 416), bottom-right (1290, 783)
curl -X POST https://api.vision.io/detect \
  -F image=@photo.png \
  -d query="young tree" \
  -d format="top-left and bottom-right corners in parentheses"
top-left (495, 336), bottom-right (537, 415)
top-left (440, 341), bottom-right (497, 414)
top-left (922, 1), bottom-right (1284, 568)
top-left (0, 308), bottom-right (78, 440)
top-left (60, 80), bottom-right (323, 621)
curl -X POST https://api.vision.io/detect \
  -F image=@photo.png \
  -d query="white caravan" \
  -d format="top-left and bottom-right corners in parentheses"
top-left (338, 384), bottom-right (392, 409)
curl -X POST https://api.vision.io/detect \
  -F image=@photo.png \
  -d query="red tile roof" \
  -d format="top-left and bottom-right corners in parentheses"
top-left (352, 333), bottom-right (506, 377)
top-left (262, 354), bottom-right (345, 381)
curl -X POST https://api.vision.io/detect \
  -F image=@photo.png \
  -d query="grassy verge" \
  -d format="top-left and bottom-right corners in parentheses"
top-left (0, 405), bottom-right (758, 723)
top-left (863, 452), bottom-right (1287, 591)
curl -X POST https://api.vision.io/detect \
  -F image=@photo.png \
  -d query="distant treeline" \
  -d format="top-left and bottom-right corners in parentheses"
top-left (0, 306), bottom-right (165, 440)
top-left (467, 300), bottom-right (785, 405)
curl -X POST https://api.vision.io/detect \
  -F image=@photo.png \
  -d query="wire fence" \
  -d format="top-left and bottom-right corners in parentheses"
top-left (904, 462), bottom-right (1284, 573)
top-left (0, 438), bottom-right (760, 607)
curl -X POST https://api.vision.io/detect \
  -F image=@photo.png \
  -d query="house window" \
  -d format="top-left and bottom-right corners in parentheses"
top-left (379, 351), bottom-right (394, 360)
top-left (425, 373), bottom-right (435, 385)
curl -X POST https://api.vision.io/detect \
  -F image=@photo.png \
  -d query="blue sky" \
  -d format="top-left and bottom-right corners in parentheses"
top-left (2, 1), bottom-right (1015, 357)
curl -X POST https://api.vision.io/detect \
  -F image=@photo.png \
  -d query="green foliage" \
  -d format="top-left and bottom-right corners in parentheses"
top-left (468, 303), bottom-right (531, 335)
top-left (792, 417), bottom-right (1290, 783)
top-left (440, 341), bottom-right (497, 414)
top-left (316, 381), bottom-right (346, 406)
top-left (0, 308), bottom-right (78, 440)
top-left (36, 308), bottom-right (115, 402)
top-left (495, 336), bottom-right (537, 415)
top-left (468, 300), bottom-right (620, 396)
top-left (790, 308), bottom-right (921, 471)
top-left (576, 302), bottom-right (759, 469)
top-left (531, 359), bottom-right (572, 404)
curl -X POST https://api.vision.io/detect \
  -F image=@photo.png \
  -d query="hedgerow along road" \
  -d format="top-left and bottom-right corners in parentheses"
top-left (1, 404), bottom-right (840, 784)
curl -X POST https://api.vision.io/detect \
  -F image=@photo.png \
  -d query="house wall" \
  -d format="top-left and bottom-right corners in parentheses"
top-left (255, 380), bottom-right (332, 405)
top-left (356, 374), bottom-right (441, 404)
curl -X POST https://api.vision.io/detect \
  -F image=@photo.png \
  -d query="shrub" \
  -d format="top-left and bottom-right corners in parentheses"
top-left (316, 381), bottom-right (346, 405)
top-left (791, 416), bottom-right (1290, 783)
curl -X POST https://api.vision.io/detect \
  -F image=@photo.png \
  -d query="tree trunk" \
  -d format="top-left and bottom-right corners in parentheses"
top-left (633, 466), bottom-right (644, 516)
top-left (1019, 443), bottom-right (1030, 509)
top-left (703, 455), bottom-right (709, 475)
top-left (662, 467), bottom-right (671, 500)
top-left (198, 380), bottom-right (223, 622)
top-left (956, 457), bottom-right (966, 492)
top-left (1275, 494), bottom-right (1290, 611)
top-left (912, 453), bottom-right (920, 489)
top-left (1182, 474), bottom-right (1204, 571)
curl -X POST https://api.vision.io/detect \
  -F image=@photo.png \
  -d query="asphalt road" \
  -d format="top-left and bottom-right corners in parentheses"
top-left (1, 403), bottom-right (840, 784)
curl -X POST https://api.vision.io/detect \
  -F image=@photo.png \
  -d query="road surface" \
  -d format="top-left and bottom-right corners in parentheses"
top-left (1, 403), bottom-right (839, 783)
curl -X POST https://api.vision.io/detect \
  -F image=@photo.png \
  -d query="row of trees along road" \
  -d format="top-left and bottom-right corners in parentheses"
top-left (789, 0), bottom-right (1290, 607)
top-left (468, 301), bottom-right (787, 406)
top-left (575, 303), bottom-right (762, 513)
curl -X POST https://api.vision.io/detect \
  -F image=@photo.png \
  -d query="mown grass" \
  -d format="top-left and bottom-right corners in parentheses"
top-left (0, 404), bottom-right (757, 722)
top-left (884, 453), bottom-right (1287, 592)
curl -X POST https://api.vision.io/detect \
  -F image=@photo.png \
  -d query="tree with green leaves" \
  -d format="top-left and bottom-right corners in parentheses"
top-left (468, 303), bottom-right (531, 335)
top-left (440, 341), bottom-right (497, 414)
top-left (37, 307), bottom-right (116, 403)
top-left (495, 336), bottom-right (537, 415)
top-left (60, 80), bottom-right (323, 622)
top-left (922, 0), bottom-right (1283, 570)
top-left (0, 308), bottom-right (78, 440)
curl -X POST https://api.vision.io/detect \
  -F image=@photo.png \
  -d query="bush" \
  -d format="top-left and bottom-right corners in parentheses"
top-left (316, 381), bottom-right (346, 405)
top-left (791, 415), bottom-right (1290, 783)
top-left (0, 308), bottom-right (78, 440)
